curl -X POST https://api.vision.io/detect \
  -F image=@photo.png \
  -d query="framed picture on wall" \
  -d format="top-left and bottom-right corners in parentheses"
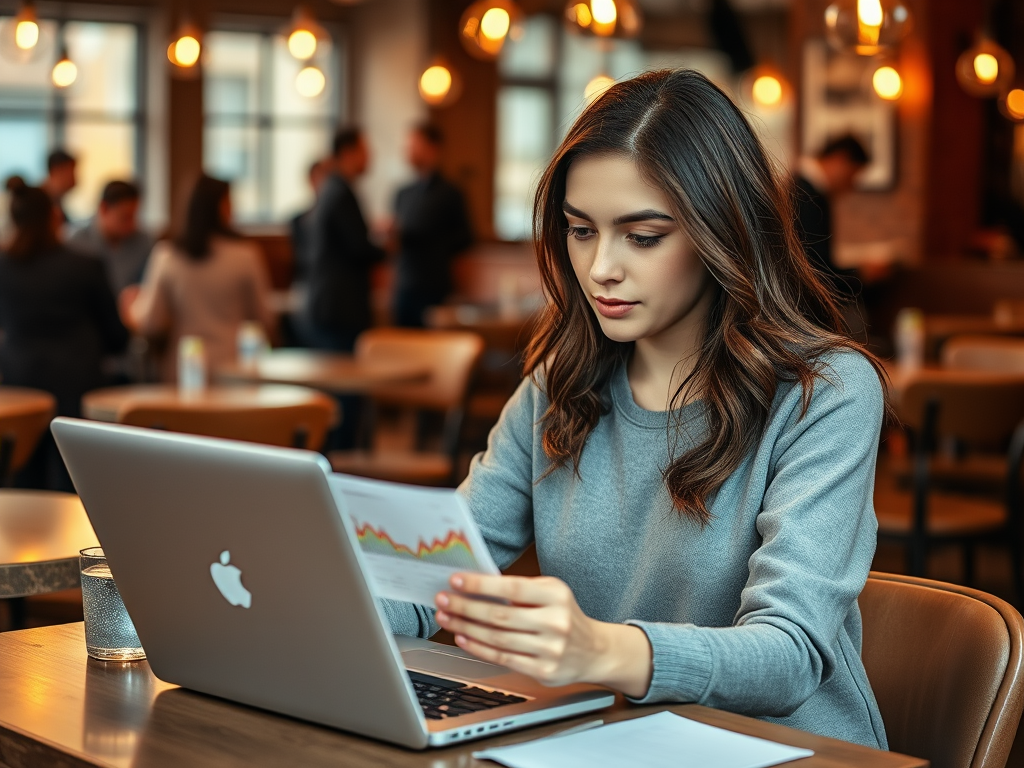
top-left (802, 39), bottom-right (897, 191)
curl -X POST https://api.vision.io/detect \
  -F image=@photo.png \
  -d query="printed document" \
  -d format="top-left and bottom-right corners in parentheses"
top-left (473, 711), bottom-right (814, 768)
top-left (329, 474), bottom-right (499, 605)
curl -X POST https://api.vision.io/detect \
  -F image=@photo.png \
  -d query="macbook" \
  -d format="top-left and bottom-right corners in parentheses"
top-left (52, 417), bottom-right (615, 749)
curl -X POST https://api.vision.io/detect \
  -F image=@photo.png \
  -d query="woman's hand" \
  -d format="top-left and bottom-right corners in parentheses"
top-left (435, 573), bottom-right (653, 698)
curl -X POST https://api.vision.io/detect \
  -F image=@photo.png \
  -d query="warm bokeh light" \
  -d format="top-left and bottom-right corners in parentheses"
top-left (584, 74), bottom-right (615, 103)
top-left (295, 65), bottom-right (325, 98)
top-left (52, 56), bottom-right (77, 88)
top-left (872, 66), bottom-right (902, 100)
top-left (590, 0), bottom-right (617, 25)
top-left (170, 35), bottom-right (201, 68)
top-left (14, 19), bottom-right (38, 50)
top-left (480, 7), bottom-right (511, 41)
top-left (752, 75), bottom-right (783, 107)
top-left (573, 3), bottom-right (592, 26)
top-left (856, 0), bottom-right (883, 27)
top-left (973, 53), bottom-right (999, 85)
top-left (1006, 89), bottom-right (1024, 120)
top-left (288, 29), bottom-right (317, 60)
top-left (419, 65), bottom-right (453, 104)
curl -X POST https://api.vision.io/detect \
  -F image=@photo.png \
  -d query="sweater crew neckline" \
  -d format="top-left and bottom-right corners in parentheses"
top-left (609, 362), bottom-right (703, 430)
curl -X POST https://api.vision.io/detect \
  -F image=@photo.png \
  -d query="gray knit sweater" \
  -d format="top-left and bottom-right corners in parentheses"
top-left (382, 350), bottom-right (888, 749)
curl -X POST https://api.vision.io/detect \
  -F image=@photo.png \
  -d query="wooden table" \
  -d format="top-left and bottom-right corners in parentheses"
top-left (0, 490), bottom-right (97, 599)
top-left (924, 314), bottom-right (1024, 360)
top-left (0, 623), bottom-right (926, 768)
top-left (82, 384), bottom-right (337, 424)
top-left (882, 362), bottom-right (1024, 415)
top-left (216, 349), bottom-right (431, 395)
top-left (0, 386), bottom-right (56, 420)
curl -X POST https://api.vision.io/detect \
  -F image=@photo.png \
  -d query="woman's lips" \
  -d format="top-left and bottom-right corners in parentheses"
top-left (594, 297), bottom-right (639, 319)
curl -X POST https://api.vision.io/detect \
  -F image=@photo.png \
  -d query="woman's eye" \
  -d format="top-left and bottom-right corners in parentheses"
top-left (627, 233), bottom-right (665, 248)
top-left (566, 225), bottom-right (595, 241)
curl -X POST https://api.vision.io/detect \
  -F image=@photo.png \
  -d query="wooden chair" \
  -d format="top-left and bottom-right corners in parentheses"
top-left (0, 387), bottom-right (56, 486)
top-left (874, 376), bottom-right (1024, 596)
top-left (944, 335), bottom-right (1024, 374)
top-left (329, 328), bottom-right (485, 486)
top-left (117, 393), bottom-right (337, 450)
top-left (860, 572), bottom-right (1024, 768)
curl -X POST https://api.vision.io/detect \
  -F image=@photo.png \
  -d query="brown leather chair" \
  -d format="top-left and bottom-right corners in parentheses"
top-left (860, 572), bottom-right (1024, 768)
top-left (329, 328), bottom-right (485, 486)
top-left (0, 387), bottom-right (56, 486)
top-left (117, 394), bottom-right (337, 450)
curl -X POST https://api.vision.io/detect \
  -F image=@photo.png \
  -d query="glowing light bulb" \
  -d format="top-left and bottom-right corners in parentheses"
top-left (584, 74), bottom-right (615, 103)
top-left (752, 75), bottom-right (783, 107)
top-left (52, 56), bottom-right (77, 88)
top-left (296, 66), bottom-right (325, 98)
top-left (172, 35), bottom-right (201, 68)
top-left (480, 7), bottom-right (511, 41)
top-left (872, 66), bottom-right (902, 100)
top-left (419, 65), bottom-right (452, 103)
top-left (15, 19), bottom-right (39, 50)
top-left (974, 53), bottom-right (999, 85)
top-left (1007, 89), bottom-right (1024, 120)
top-left (288, 28), bottom-right (317, 60)
top-left (573, 2), bottom-right (592, 26)
top-left (857, 0), bottom-right (883, 27)
top-left (590, 0), bottom-right (617, 25)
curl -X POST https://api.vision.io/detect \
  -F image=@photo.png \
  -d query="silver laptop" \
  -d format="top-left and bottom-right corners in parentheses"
top-left (52, 417), bottom-right (614, 749)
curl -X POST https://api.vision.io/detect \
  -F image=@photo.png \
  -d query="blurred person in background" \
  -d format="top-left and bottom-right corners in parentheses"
top-left (127, 175), bottom-right (274, 382)
top-left (290, 159), bottom-right (329, 288)
top-left (391, 123), bottom-right (473, 328)
top-left (300, 126), bottom-right (383, 351)
top-left (68, 180), bottom-right (154, 296)
top-left (41, 149), bottom-right (77, 226)
top-left (0, 180), bottom-right (128, 490)
top-left (0, 176), bottom-right (25, 249)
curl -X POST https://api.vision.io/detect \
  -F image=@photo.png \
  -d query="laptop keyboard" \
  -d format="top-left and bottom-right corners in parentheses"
top-left (408, 671), bottom-right (527, 720)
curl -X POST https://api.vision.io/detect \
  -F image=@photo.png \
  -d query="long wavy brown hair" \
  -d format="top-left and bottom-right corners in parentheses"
top-left (525, 69), bottom-right (885, 525)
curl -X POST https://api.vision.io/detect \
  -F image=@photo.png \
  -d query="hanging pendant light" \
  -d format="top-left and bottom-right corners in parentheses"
top-left (418, 60), bottom-right (461, 107)
top-left (0, 0), bottom-right (49, 64)
top-left (296, 65), bottom-right (326, 98)
top-left (999, 87), bottom-right (1024, 122)
top-left (52, 47), bottom-right (77, 88)
top-left (956, 37), bottom-right (1015, 98)
top-left (14, 0), bottom-right (39, 51)
top-left (824, 0), bottom-right (911, 56)
top-left (167, 20), bottom-right (203, 72)
top-left (287, 6), bottom-right (328, 61)
top-left (564, 0), bottom-right (642, 40)
top-left (872, 65), bottom-right (903, 100)
top-left (741, 65), bottom-right (790, 110)
top-left (459, 0), bottom-right (523, 61)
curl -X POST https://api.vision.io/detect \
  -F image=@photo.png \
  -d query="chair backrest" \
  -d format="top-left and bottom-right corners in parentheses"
top-left (900, 376), bottom-right (1024, 446)
top-left (859, 572), bottom-right (1024, 768)
top-left (355, 328), bottom-right (485, 412)
top-left (943, 336), bottom-right (1024, 374)
top-left (117, 397), bottom-right (336, 450)
top-left (0, 387), bottom-right (57, 482)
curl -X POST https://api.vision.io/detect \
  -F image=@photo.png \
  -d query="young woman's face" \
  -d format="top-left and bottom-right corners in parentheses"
top-left (564, 153), bottom-right (712, 347)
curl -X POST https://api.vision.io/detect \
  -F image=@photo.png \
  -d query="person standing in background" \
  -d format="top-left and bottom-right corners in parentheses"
top-left (301, 127), bottom-right (384, 351)
top-left (290, 159), bottom-right (329, 288)
top-left (68, 181), bottom-right (154, 296)
top-left (40, 149), bottom-right (77, 227)
top-left (392, 123), bottom-right (473, 327)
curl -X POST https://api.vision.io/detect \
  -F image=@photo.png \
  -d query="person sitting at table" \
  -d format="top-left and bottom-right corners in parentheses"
top-left (127, 175), bottom-right (274, 382)
top-left (0, 180), bottom-right (128, 490)
top-left (382, 69), bottom-right (889, 749)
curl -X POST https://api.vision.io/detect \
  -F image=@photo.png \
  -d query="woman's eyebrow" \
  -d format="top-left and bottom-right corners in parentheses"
top-left (562, 201), bottom-right (591, 220)
top-left (612, 209), bottom-right (675, 225)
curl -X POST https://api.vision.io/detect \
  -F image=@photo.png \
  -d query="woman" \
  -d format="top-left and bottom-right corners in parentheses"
top-left (130, 175), bottom-right (274, 380)
top-left (0, 182), bottom-right (128, 488)
top-left (383, 70), bottom-right (888, 748)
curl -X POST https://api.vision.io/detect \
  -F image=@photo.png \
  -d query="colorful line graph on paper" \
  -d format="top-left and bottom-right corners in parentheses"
top-left (354, 520), bottom-right (480, 570)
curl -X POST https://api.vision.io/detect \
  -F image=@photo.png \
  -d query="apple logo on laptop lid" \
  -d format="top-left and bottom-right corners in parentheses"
top-left (210, 551), bottom-right (252, 608)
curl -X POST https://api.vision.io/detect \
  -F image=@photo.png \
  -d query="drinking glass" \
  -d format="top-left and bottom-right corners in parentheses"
top-left (80, 547), bottom-right (145, 661)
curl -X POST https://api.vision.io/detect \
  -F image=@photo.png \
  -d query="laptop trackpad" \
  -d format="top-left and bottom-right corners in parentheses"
top-left (402, 650), bottom-right (506, 681)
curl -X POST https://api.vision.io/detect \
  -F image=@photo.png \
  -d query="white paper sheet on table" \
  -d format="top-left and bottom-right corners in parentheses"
top-left (473, 712), bottom-right (814, 768)
top-left (328, 474), bottom-right (499, 605)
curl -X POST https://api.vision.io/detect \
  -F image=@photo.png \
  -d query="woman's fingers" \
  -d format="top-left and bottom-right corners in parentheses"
top-left (436, 591), bottom-right (563, 633)
top-left (450, 573), bottom-right (572, 608)
top-left (437, 610), bottom-right (549, 655)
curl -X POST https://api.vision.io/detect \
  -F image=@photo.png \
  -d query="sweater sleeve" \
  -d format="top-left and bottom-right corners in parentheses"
top-left (380, 376), bottom-right (540, 637)
top-left (627, 353), bottom-right (883, 716)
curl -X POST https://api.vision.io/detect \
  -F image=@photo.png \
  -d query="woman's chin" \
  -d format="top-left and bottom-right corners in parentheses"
top-left (595, 317), bottom-right (642, 344)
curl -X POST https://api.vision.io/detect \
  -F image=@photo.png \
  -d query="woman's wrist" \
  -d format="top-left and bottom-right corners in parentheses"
top-left (587, 621), bottom-right (654, 699)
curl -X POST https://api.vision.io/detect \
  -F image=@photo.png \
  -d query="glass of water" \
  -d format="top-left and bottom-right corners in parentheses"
top-left (80, 547), bottom-right (145, 661)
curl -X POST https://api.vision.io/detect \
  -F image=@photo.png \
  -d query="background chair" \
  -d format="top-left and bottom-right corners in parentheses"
top-left (117, 393), bottom-right (337, 450)
top-left (329, 328), bottom-right (484, 486)
top-left (944, 336), bottom-right (1024, 374)
top-left (0, 387), bottom-right (56, 487)
top-left (860, 572), bottom-right (1024, 768)
top-left (873, 375), bottom-right (1024, 594)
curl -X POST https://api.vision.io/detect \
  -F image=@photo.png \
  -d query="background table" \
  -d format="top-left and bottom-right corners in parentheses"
top-left (0, 623), bottom-right (926, 768)
top-left (82, 384), bottom-right (337, 424)
top-left (0, 386), bottom-right (56, 421)
top-left (0, 490), bottom-right (97, 602)
top-left (216, 349), bottom-right (430, 395)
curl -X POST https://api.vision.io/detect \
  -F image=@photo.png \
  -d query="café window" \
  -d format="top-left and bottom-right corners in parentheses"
top-left (0, 18), bottom-right (144, 224)
top-left (203, 29), bottom-right (342, 225)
